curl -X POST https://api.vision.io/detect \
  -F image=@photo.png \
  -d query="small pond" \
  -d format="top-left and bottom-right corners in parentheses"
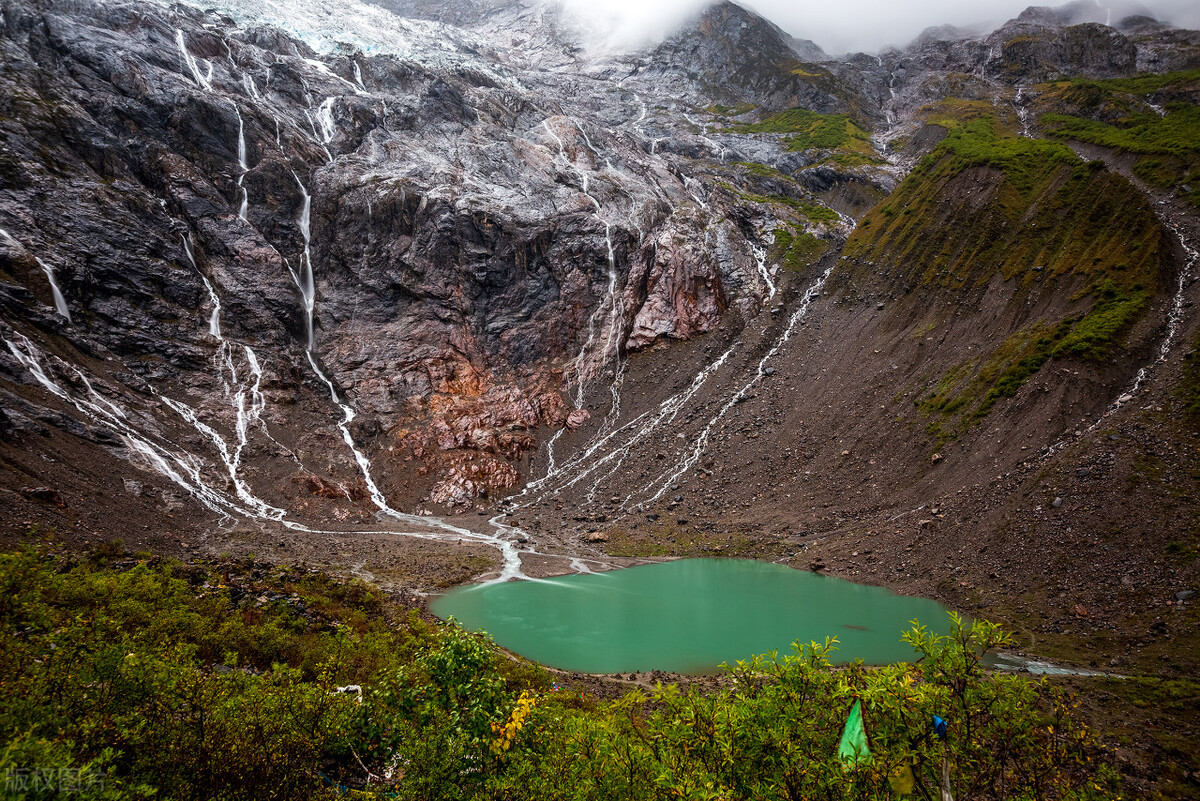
top-left (431, 558), bottom-right (954, 673)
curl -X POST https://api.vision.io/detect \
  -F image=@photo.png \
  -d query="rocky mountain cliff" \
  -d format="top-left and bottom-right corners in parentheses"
top-left (2, 0), bottom-right (1200, 732)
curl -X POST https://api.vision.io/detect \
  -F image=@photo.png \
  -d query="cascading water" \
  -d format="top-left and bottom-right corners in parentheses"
top-left (885, 73), bottom-right (898, 127)
top-left (182, 235), bottom-right (222, 339)
top-left (304, 58), bottom-right (369, 98)
top-left (1044, 213), bottom-right (1198, 456)
top-left (243, 74), bottom-right (261, 101)
top-left (5, 328), bottom-right (545, 581)
top-left (536, 117), bottom-right (635, 493)
top-left (35, 258), bottom-right (71, 322)
top-left (230, 100), bottom-right (250, 220)
top-left (289, 172), bottom-right (317, 349)
top-left (541, 119), bottom-right (624, 414)
top-left (682, 112), bottom-right (728, 163)
top-left (171, 231), bottom-right (295, 519)
top-left (752, 242), bottom-right (777, 300)
top-left (523, 342), bottom-right (736, 504)
top-left (2, 228), bottom-right (71, 321)
top-left (1014, 87), bottom-right (1032, 138)
top-left (637, 261), bottom-right (836, 504)
top-left (5, 332), bottom-right (249, 520)
top-left (287, 170), bottom-right (393, 509)
top-left (286, 168), bottom-right (536, 581)
top-left (306, 97), bottom-right (336, 162)
top-left (176, 29), bottom-right (213, 92)
top-left (682, 175), bottom-right (709, 209)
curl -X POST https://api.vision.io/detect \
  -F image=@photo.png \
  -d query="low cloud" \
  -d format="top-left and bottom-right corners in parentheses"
top-left (559, 0), bottom-right (1200, 55)
top-left (557, 0), bottom-right (710, 51)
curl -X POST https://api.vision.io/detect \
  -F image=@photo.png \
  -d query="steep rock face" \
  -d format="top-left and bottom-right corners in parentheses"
top-left (867, 3), bottom-right (1198, 141)
top-left (0, 0), bottom-right (1197, 564)
top-left (989, 22), bottom-right (1138, 80)
top-left (1121, 18), bottom-right (1200, 73)
top-left (0, 0), bottom-right (806, 515)
top-left (636, 1), bottom-right (844, 114)
top-left (623, 213), bottom-right (732, 349)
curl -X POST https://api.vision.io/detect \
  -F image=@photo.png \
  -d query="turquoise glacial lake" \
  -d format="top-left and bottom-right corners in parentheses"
top-left (431, 558), bottom-right (953, 673)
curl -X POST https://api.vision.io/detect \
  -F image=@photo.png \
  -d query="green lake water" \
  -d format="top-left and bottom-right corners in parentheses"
top-left (431, 558), bottom-right (953, 673)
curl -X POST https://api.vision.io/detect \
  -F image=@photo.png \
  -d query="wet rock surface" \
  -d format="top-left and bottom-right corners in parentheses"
top-left (0, 0), bottom-right (815, 515)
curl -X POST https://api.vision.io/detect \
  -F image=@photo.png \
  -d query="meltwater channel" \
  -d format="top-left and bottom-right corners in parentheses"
top-left (432, 559), bottom-right (953, 673)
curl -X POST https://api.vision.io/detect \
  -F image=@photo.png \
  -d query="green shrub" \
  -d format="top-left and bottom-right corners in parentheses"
top-left (487, 615), bottom-right (1111, 800)
top-left (0, 549), bottom-right (1116, 800)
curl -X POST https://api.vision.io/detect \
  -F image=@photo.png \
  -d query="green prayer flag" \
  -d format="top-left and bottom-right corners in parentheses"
top-left (838, 699), bottom-right (872, 766)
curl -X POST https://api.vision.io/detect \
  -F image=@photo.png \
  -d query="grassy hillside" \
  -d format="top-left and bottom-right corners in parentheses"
top-left (841, 110), bottom-right (1168, 443)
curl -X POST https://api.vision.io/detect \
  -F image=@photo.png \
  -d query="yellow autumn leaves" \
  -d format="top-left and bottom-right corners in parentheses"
top-left (490, 690), bottom-right (537, 754)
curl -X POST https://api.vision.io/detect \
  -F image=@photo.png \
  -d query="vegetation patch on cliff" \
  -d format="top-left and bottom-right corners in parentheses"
top-left (727, 107), bottom-right (880, 165)
top-left (716, 172), bottom-right (841, 229)
top-left (1045, 68), bottom-right (1200, 101)
top-left (773, 225), bottom-right (830, 271)
top-left (1042, 104), bottom-right (1200, 208)
top-left (919, 97), bottom-right (1018, 134)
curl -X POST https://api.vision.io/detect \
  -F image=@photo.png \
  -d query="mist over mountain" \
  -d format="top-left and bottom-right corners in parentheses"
top-left (554, 0), bottom-right (1200, 53)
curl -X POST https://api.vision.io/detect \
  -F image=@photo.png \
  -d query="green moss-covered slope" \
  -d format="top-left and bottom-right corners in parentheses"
top-left (846, 116), bottom-right (1162, 291)
top-left (842, 110), bottom-right (1168, 442)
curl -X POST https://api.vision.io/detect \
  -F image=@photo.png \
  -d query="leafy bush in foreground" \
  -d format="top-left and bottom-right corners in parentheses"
top-left (0, 548), bottom-right (1116, 800)
top-left (477, 619), bottom-right (1115, 801)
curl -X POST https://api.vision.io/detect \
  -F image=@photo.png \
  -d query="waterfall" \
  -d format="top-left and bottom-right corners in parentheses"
top-left (287, 171), bottom-right (422, 513)
top-left (34, 258), bottom-right (71, 321)
top-left (285, 169), bottom-right (533, 581)
top-left (1014, 87), bottom-right (1032, 138)
top-left (4, 227), bottom-right (71, 321)
top-left (522, 343), bottom-right (735, 504)
top-left (6, 332), bottom-right (246, 519)
top-left (752, 242), bottom-right (777, 300)
top-left (682, 112), bottom-right (729, 162)
top-left (182, 235), bottom-right (221, 338)
top-left (305, 97), bottom-right (336, 162)
top-left (1045, 212), bottom-right (1199, 456)
top-left (176, 29), bottom-right (213, 91)
top-left (541, 119), bottom-right (624, 413)
top-left (243, 74), bottom-right (261, 101)
top-left (230, 100), bottom-right (249, 220)
top-left (289, 171), bottom-right (316, 349)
